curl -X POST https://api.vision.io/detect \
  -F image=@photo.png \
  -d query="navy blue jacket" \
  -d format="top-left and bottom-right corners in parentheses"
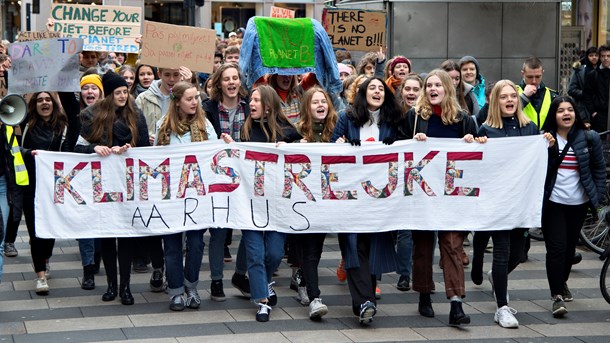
top-left (545, 128), bottom-right (606, 209)
top-left (330, 107), bottom-right (398, 276)
top-left (331, 108), bottom-right (398, 142)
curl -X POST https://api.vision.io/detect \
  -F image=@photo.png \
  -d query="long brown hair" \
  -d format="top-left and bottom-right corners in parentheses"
top-left (241, 85), bottom-right (293, 142)
top-left (209, 63), bottom-right (247, 103)
top-left (156, 81), bottom-right (208, 145)
top-left (415, 69), bottom-right (462, 124)
top-left (440, 60), bottom-right (469, 113)
top-left (26, 92), bottom-right (68, 135)
top-left (297, 87), bottom-right (337, 142)
top-left (86, 89), bottom-right (140, 147)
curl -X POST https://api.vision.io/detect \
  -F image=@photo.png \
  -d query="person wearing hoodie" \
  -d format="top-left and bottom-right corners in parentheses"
top-left (135, 66), bottom-right (192, 144)
top-left (569, 46), bottom-right (599, 125)
top-left (385, 56), bottom-right (412, 93)
top-left (584, 45), bottom-right (610, 132)
top-left (459, 56), bottom-right (486, 108)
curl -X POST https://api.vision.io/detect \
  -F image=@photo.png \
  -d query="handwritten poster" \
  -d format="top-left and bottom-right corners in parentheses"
top-left (140, 21), bottom-right (216, 73)
top-left (50, 4), bottom-right (141, 53)
top-left (17, 31), bottom-right (62, 42)
top-left (322, 9), bottom-right (386, 52)
top-left (270, 6), bottom-right (295, 18)
top-left (7, 38), bottom-right (83, 94)
top-left (253, 17), bottom-right (315, 68)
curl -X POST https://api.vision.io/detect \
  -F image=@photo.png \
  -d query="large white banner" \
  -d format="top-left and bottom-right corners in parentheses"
top-left (35, 137), bottom-right (548, 239)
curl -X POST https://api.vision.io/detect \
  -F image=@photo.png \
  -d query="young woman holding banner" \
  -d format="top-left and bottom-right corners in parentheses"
top-left (74, 72), bottom-right (149, 305)
top-left (294, 86), bottom-right (338, 320)
top-left (23, 92), bottom-right (78, 295)
top-left (404, 69), bottom-right (477, 326)
top-left (331, 77), bottom-right (401, 325)
top-left (155, 81), bottom-right (218, 311)
top-left (473, 80), bottom-right (555, 328)
top-left (541, 96), bottom-right (605, 318)
top-left (203, 63), bottom-right (251, 301)
top-left (222, 85), bottom-right (301, 322)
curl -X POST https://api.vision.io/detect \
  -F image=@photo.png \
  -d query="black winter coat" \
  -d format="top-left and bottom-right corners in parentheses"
top-left (545, 128), bottom-right (606, 210)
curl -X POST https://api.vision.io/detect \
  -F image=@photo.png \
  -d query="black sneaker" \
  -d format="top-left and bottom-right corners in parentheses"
top-left (396, 275), bottom-right (410, 291)
top-left (267, 281), bottom-right (277, 306)
top-left (256, 302), bottom-right (272, 322)
top-left (231, 273), bottom-right (251, 297)
top-left (359, 301), bottom-right (376, 324)
top-left (210, 279), bottom-right (226, 302)
top-left (290, 268), bottom-right (303, 291)
top-left (150, 268), bottom-right (164, 292)
top-left (224, 246), bottom-right (233, 263)
top-left (552, 295), bottom-right (567, 318)
top-left (563, 283), bottom-right (574, 302)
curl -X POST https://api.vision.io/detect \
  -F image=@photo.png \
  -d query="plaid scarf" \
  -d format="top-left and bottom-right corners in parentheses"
top-left (218, 99), bottom-right (247, 142)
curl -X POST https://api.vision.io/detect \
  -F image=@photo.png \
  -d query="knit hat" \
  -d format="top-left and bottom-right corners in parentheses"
top-left (389, 57), bottom-right (412, 74)
top-left (102, 71), bottom-right (128, 96)
top-left (338, 63), bottom-right (352, 75)
top-left (458, 55), bottom-right (480, 77)
top-left (80, 74), bottom-right (104, 96)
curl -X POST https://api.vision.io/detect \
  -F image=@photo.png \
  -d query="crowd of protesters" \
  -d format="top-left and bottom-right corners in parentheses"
top-left (0, 24), bottom-right (606, 330)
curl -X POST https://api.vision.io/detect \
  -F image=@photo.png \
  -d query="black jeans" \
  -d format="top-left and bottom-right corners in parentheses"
top-left (473, 228), bottom-right (526, 307)
top-left (101, 237), bottom-right (136, 286)
top-left (301, 233), bottom-right (326, 300)
top-left (4, 207), bottom-right (20, 244)
top-left (23, 184), bottom-right (54, 273)
top-left (338, 233), bottom-right (376, 315)
top-left (541, 200), bottom-right (588, 296)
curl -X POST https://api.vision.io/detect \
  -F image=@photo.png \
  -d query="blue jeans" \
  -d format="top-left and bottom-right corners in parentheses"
top-left (0, 175), bottom-right (9, 282)
top-left (209, 228), bottom-right (226, 281)
top-left (242, 230), bottom-right (286, 302)
top-left (77, 239), bottom-right (100, 266)
top-left (164, 229), bottom-right (205, 296)
top-left (396, 230), bottom-right (413, 277)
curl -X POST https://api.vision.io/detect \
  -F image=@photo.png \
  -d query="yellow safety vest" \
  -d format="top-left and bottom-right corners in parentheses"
top-left (517, 86), bottom-right (552, 129)
top-left (6, 126), bottom-right (29, 186)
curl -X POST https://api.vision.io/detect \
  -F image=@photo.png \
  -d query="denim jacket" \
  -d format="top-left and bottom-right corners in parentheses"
top-left (240, 17), bottom-right (342, 94)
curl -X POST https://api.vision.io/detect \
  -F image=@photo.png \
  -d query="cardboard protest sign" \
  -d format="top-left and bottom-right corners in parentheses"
top-left (140, 21), bottom-right (216, 73)
top-left (270, 6), bottom-right (295, 18)
top-left (7, 38), bottom-right (83, 94)
top-left (253, 17), bottom-right (315, 68)
top-left (50, 3), bottom-right (141, 53)
top-left (17, 31), bottom-right (62, 42)
top-left (322, 9), bottom-right (386, 52)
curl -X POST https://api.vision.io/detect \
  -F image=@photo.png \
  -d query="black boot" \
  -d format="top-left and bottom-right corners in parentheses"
top-left (449, 300), bottom-right (470, 325)
top-left (418, 293), bottom-right (435, 318)
top-left (119, 283), bottom-right (134, 305)
top-left (81, 265), bottom-right (96, 290)
top-left (102, 281), bottom-right (117, 301)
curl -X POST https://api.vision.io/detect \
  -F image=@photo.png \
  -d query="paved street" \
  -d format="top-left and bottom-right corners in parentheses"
top-left (1, 225), bottom-right (610, 342)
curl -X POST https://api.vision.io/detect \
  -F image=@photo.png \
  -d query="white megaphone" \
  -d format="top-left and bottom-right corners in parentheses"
top-left (0, 94), bottom-right (27, 126)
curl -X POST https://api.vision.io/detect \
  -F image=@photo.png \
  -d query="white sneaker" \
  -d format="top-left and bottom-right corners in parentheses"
top-left (488, 270), bottom-right (509, 303)
top-left (297, 286), bottom-right (310, 305)
top-left (35, 278), bottom-right (49, 295)
top-left (494, 305), bottom-right (518, 328)
top-left (309, 298), bottom-right (328, 320)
